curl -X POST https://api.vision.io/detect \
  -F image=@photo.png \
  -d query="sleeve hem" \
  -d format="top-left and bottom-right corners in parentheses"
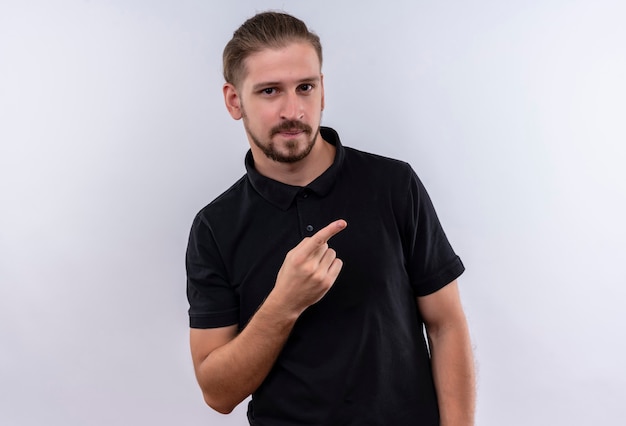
top-left (189, 308), bottom-right (239, 329)
top-left (414, 256), bottom-right (465, 297)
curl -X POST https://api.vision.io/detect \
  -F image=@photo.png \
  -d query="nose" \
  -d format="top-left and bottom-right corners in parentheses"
top-left (280, 92), bottom-right (304, 120)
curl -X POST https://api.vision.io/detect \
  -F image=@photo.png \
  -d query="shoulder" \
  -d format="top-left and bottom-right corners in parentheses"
top-left (193, 174), bottom-right (249, 226)
top-left (344, 145), bottom-right (412, 170)
top-left (342, 145), bottom-right (415, 185)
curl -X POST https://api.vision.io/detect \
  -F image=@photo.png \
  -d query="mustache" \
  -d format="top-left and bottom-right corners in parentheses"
top-left (270, 120), bottom-right (312, 136)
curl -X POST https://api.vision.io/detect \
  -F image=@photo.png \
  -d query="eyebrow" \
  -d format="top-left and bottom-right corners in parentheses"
top-left (251, 76), bottom-right (321, 92)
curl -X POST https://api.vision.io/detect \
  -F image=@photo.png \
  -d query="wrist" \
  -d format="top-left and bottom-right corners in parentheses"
top-left (260, 291), bottom-right (303, 324)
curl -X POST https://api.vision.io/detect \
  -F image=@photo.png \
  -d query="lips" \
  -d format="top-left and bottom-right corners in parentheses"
top-left (271, 120), bottom-right (312, 137)
top-left (280, 130), bottom-right (304, 136)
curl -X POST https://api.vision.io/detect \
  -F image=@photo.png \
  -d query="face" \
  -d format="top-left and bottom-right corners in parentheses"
top-left (224, 42), bottom-right (325, 164)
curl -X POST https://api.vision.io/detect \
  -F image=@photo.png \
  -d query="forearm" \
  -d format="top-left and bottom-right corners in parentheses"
top-left (196, 295), bottom-right (299, 414)
top-left (428, 320), bottom-right (476, 426)
top-left (193, 220), bottom-right (347, 414)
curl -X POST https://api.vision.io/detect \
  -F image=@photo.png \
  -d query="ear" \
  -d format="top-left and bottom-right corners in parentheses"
top-left (320, 73), bottom-right (325, 111)
top-left (223, 83), bottom-right (243, 120)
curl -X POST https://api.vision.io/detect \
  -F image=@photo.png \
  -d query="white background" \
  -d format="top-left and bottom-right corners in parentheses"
top-left (1, 0), bottom-right (625, 425)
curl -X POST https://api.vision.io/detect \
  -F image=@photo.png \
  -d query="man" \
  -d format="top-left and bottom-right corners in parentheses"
top-left (186, 11), bottom-right (475, 425)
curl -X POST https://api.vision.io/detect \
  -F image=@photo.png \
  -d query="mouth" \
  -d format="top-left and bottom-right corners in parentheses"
top-left (271, 121), bottom-right (312, 138)
top-left (278, 129), bottom-right (305, 137)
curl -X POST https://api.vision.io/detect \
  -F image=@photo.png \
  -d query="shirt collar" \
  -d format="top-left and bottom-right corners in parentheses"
top-left (245, 126), bottom-right (345, 210)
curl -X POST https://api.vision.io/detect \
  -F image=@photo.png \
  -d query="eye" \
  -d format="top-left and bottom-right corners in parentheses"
top-left (298, 83), bottom-right (314, 93)
top-left (260, 87), bottom-right (277, 95)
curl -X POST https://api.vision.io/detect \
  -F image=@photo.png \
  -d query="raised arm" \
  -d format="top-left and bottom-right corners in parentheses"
top-left (190, 219), bottom-right (347, 414)
top-left (417, 280), bottom-right (476, 426)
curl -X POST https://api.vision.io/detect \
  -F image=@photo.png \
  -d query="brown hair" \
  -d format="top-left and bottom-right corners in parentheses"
top-left (223, 11), bottom-right (323, 88)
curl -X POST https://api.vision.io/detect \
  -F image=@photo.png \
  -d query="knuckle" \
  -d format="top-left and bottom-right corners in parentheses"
top-left (311, 269), bottom-right (325, 282)
top-left (321, 277), bottom-right (334, 290)
top-left (301, 263), bottom-right (316, 276)
top-left (286, 250), bottom-right (304, 265)
top-left (312, 235), bottom-right (326, 246)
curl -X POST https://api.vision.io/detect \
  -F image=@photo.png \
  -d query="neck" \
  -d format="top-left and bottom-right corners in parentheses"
top-left (250, 135), bottom-right (335, 187)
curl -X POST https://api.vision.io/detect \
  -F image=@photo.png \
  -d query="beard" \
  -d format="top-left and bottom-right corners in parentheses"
top-left (242, 108), bottom-right (321, 164)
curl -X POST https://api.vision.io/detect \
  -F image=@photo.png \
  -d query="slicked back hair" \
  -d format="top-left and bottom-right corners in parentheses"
top-left (223, 11), bottom-right (323, 88)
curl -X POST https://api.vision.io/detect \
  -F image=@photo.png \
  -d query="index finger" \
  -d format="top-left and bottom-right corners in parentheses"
top-left (309, 219), bottom-right (347, 246)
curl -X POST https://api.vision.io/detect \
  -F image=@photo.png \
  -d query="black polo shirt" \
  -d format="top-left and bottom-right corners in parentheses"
top-left (186, 127), bottom-right (464, 425)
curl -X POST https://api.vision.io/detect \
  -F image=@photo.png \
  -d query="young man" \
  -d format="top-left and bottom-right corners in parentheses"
top-left (186, 11), bottom-right (475, 426)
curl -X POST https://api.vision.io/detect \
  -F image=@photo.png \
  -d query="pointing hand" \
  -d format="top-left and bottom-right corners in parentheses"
top-left (272, 220), bottom-right (347, 315)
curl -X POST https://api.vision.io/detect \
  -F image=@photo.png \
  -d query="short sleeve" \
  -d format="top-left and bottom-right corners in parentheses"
top-left (402, 167), bottom-right (465, 296)
top-left (186, 211), bottom-right (239, 328)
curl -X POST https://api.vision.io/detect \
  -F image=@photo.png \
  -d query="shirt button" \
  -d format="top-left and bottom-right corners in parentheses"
top-left (303, 192), bottom-right (309, 199)
top-left (306, 225), bottom-right (314, 232)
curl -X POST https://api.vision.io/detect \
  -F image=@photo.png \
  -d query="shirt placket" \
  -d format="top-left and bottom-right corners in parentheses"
top-left (296, 188), bottom-right (320, 238)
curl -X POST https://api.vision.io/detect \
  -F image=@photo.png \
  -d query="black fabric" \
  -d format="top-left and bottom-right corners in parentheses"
top-left (186, 127), bottom-right (464, 425)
